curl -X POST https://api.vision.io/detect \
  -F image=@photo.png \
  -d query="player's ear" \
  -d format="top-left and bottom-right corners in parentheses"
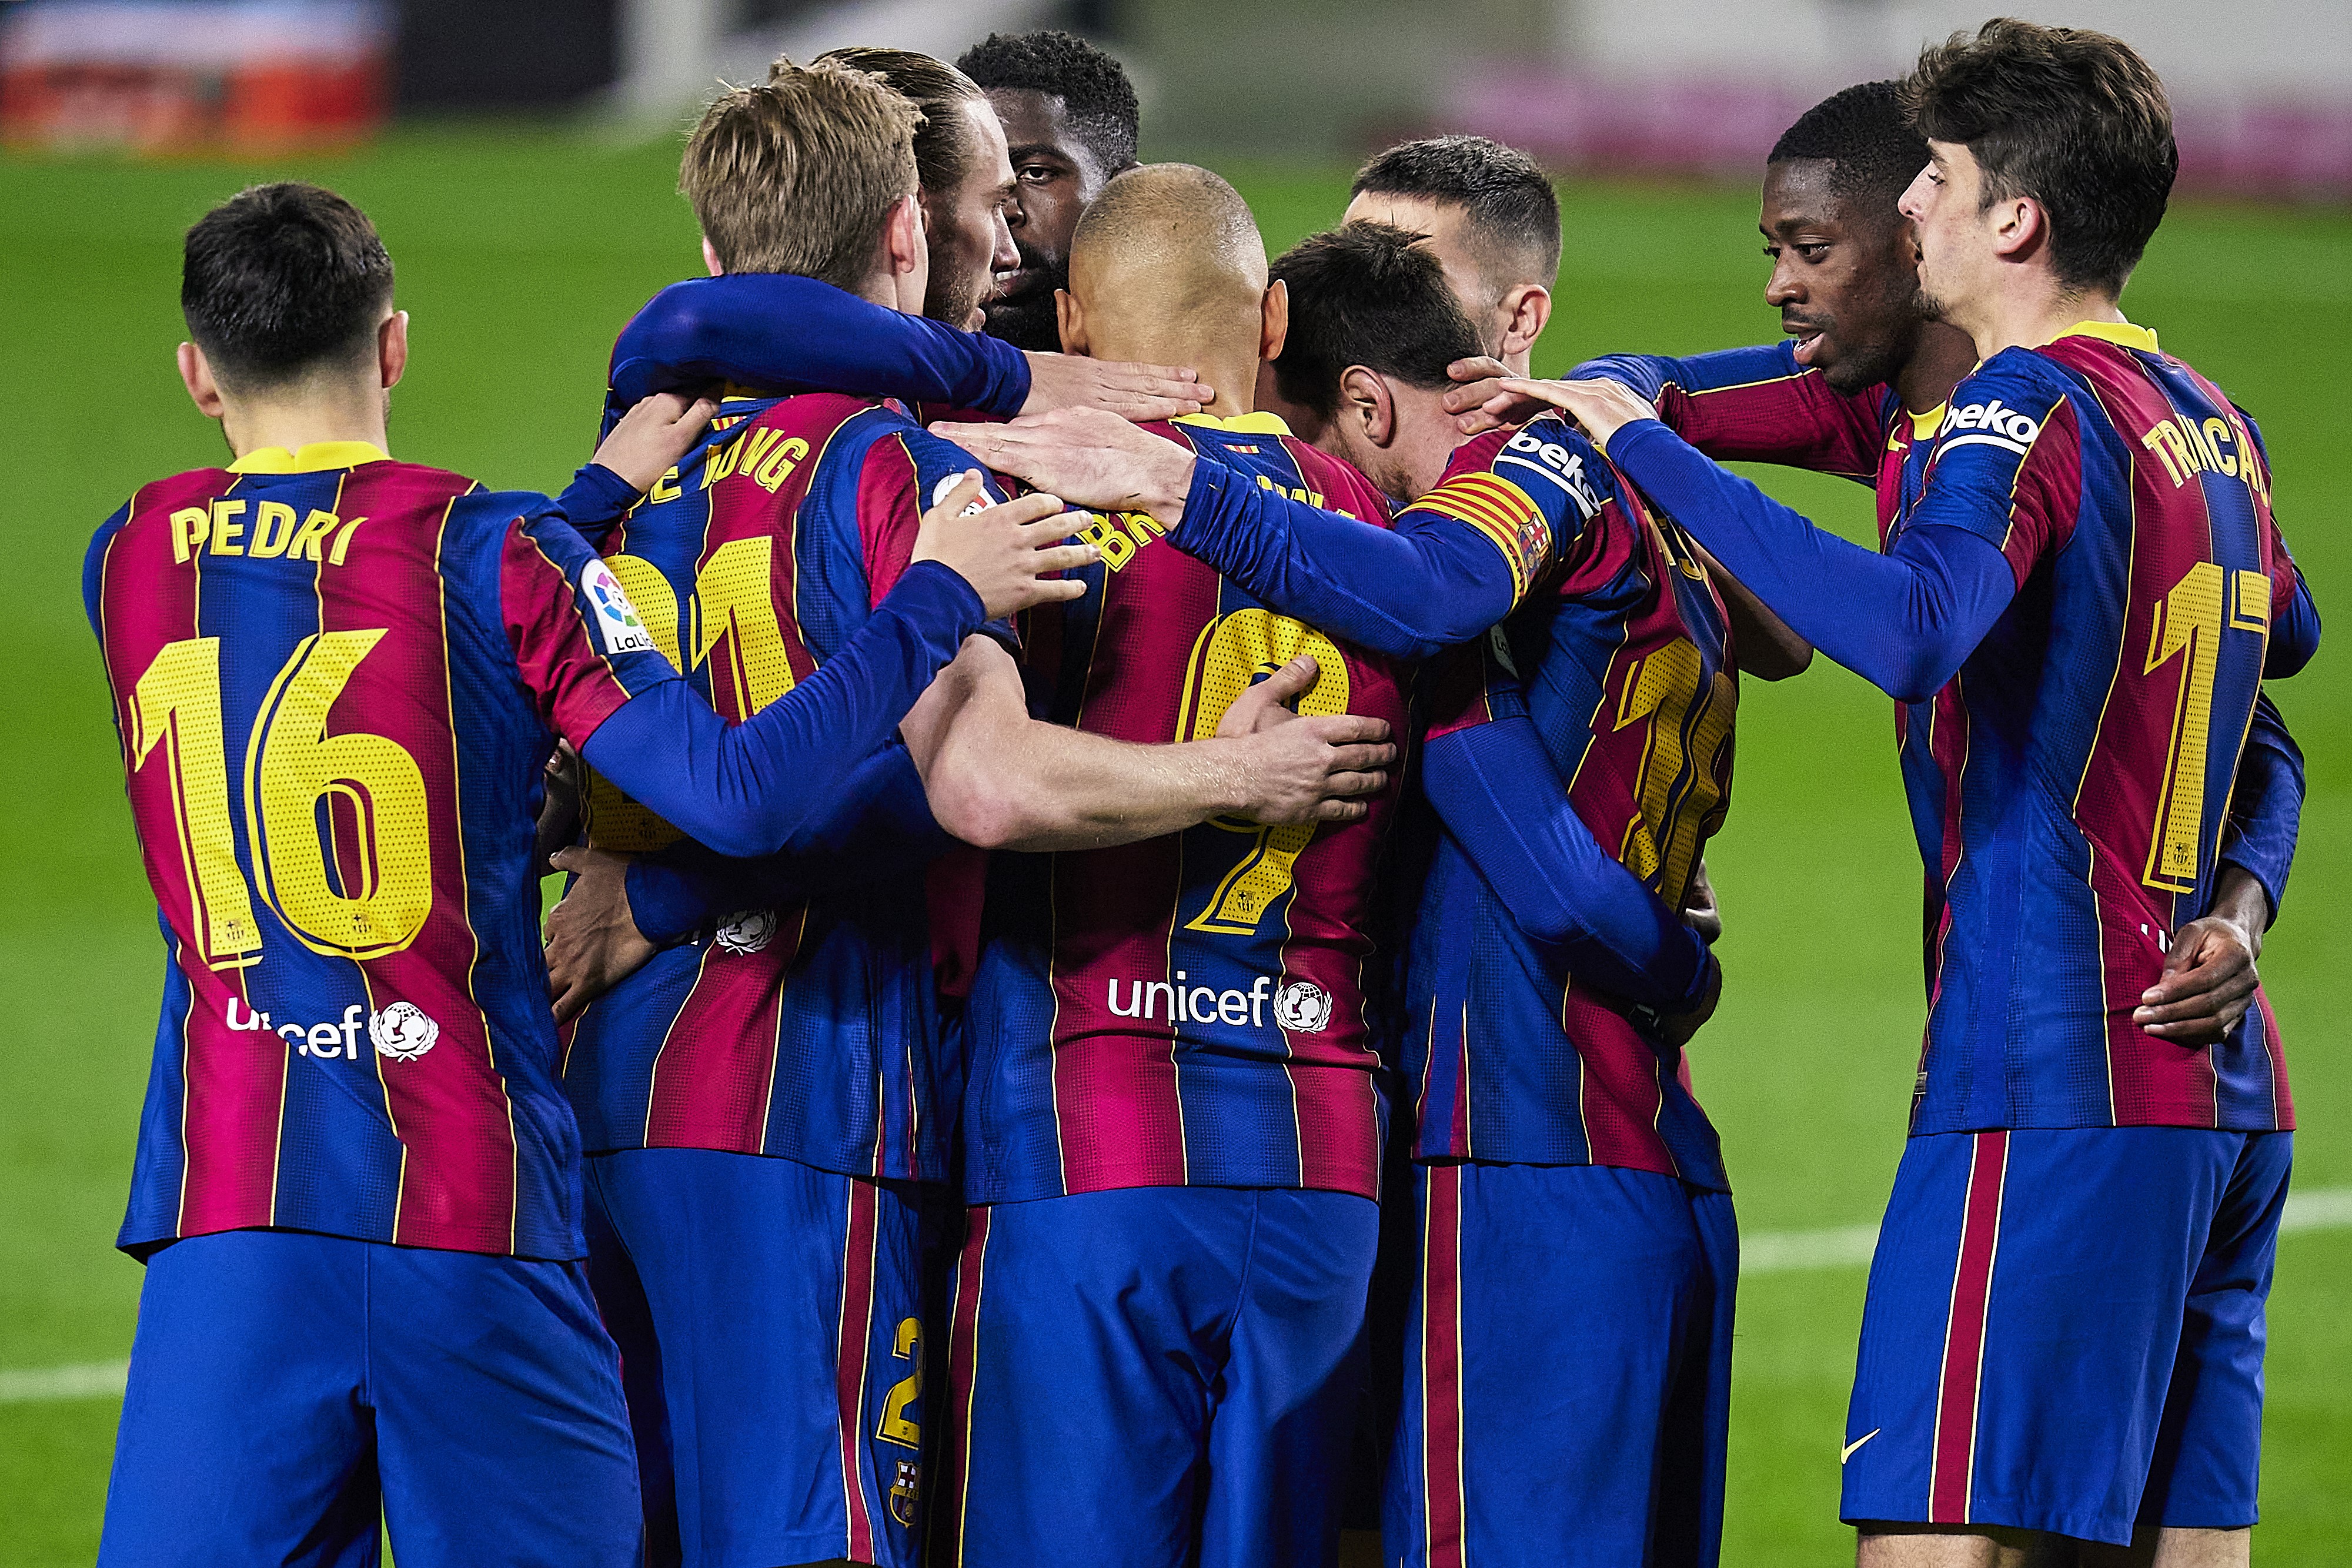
top-left (1339, 365), bottom-right (1396, 447)
top-left (1993, 194), bottom-right (2045, 263)
top-left (378, 310), bottom-right (409, 392)
top-left (1259, 278), bottom-right (1289, 365)
top-left (176, 341), bottom-right (225, 420)
top-left (1499, 283), bottom-right (1551, 363)
top-left (884, 194), bottom-right (927, 276)
top-left (1056, 289), bottom-right (1087, 356)
top-left (701, 235), bottom-right (725, 277)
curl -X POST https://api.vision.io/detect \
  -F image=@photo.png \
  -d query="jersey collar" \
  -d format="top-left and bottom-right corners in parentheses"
top-left (1172, 410), bottom-right (1293, 436)
top-left (2050, 319), bottom-right (2158, 353)
top-left (228, 440), bottom-right (392, 474)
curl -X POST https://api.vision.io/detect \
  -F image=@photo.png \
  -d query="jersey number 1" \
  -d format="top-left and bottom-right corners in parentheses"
top-left (129, 632), bottom-right (432, 969)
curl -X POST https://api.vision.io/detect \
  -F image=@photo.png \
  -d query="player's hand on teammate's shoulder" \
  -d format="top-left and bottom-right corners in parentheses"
top-left (1212, 655), bottom-right (1396, 827)
top-left (910, 471), bottom-right (1101, 619)
top-left (593, 390), bottom-right (720, 492)
top-left (544, 846), bottom-right (660, 1024)
top-left (1439, 355), bottom-right (1523, 436)
top-left (1021, 352), bottom-right (1211, 422)
top-left (933, 408), bottom-right (1197, 520)
top-left (1497, 377), bottom-right (1663, 452)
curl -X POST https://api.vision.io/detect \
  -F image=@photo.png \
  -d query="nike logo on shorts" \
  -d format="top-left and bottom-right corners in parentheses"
top-left (1840, 1429), bottom-right (1880, 1463)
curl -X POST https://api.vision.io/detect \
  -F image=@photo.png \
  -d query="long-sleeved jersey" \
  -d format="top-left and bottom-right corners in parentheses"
top-left (1401, 420), bottom-right (1738, 1188)
top-left (961, 414), bottom-right (1412, 1203)
top-left (560, 393), bottom-right (999, 1183)
top-left (1602, 323), bottom-right (2316, 1133)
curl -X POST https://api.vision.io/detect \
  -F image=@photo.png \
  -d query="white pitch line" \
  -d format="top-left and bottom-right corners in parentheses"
top-left (2, 1186), bottom-right (2347, 1403)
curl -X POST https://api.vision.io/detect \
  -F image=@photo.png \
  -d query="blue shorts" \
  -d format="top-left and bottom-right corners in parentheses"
top-left (1385, 1162), bottom-right (1738, 1568)
top-left (934, 1186), bottom-right (1381, 1568)
top-left (1842, 1126), bottom-right (2291, 1546)
top-left (99, 1229), bottom-right (639, 1568)
top-left (583, 1148), bottom-right (933, 1568)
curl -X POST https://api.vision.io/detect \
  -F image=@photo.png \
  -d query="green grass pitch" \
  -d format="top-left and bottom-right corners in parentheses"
top-left (0, 129), bottom-right (2343, 1564)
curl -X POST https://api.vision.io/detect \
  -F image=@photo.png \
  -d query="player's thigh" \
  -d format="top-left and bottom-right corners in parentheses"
top-left (589, 1146), bottom-right (931, 1568)
top-left (2138, 1131), bottom-right (2290, 1533)
top-left (101, 1230), bottom-right (380, 1568)
top-left (366, 1245), bottom-right (640, 1568)
top-left (1844, 1128), bottom-right (2246, 1548)
top-left (1199, 1189), bottom-right (1380, 1568)
top-left (1385, 1161), bottom-right (1712, 1568)
top-left (1649, 1186), bottom-right (1738, 1568)
top-left (583, 1159), bottom-right (683, 1567)
top-left (934, 1188), bottom-right (1259, 1568)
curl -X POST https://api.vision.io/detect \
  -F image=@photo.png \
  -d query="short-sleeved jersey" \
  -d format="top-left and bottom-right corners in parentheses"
top-left (86, 442), bottom-right (679, 1259)
top-left (561, 393), bottom-right (990, 1183)
top-left (1891, 323), bottom-right (2296, 1132)
top-left (961, 414), bottom-right (1411, 1203)
top-left (1402, 414), bottom-right (1738, 1191)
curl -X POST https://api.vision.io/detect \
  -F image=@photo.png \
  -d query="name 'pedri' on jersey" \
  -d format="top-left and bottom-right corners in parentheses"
top-left (963, 414), bottom-right (1411, 1204)
top-left (561, 393), bottom-right (992, 1183)
top-left (86, 444), bottom-right (679, 1261)
top-left (1403, 414), bottom-right (1737, 1192)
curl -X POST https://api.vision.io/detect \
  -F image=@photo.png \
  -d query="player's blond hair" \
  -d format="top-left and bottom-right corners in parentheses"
top-left (679, 59), bottom-right (921, 287)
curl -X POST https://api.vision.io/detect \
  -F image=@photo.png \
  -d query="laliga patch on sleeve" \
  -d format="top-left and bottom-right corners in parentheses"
top-left (580, 558), bottom-right (657, 656)
top-left (931, 472), bottom-right (994, 517)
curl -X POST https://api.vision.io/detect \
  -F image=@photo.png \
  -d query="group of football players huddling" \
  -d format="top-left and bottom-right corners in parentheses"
top-left (87, 16), bottom-right (2316, 1568)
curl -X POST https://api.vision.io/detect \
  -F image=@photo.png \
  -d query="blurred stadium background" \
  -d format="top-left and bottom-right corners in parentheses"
top-left (1, 1), bottom-right (2344, 1562)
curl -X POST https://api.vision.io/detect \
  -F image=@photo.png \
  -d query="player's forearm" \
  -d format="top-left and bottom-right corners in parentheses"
top-left (626, 743), bottom-right (953, 942)
top-left (1605, 420), bottom-right (2013, 703)
top-left (582, 561), bottom-right (984, 857)
top-left (551, 463), bottom-right (642, 550)
top-left (1169, 456), bottom-right (1518, 661)
top-left (927, 718), bottom-right (1263, 852)
top-left (1422, 720), bottom-right (1715, 1009)
top-left (2215, 692), bottom-right (2303, 928)
top-left (2267, 571), bottom-right (2320, 677)
top-left (1575, 343), bottom-right (1882, 480)
top-left (602, 273), bottom-right (1029, 439)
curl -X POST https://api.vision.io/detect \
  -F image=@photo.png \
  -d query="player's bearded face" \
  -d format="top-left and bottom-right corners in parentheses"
top-left (924, 103), bottom-right (1022, 333)
top-left (1760, 162), bottom-right (1923, 397)
top-left (1901, 143), bottom-right (1987, 327)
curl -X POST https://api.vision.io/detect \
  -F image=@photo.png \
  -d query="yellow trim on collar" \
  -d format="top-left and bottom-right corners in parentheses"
top-left (1172, 410), bottom-right (1293, 436)
top-left (2052, 319), bottom-right (2157, 353)
top-left (228, 440), bottom-right (391, 474)
top-left (1909, 403), bottom-right (1947, 437)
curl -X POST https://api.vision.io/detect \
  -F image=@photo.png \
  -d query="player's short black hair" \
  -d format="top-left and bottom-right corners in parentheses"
top-left (1768, 79), bottom-right (1930, 213)
top-left (1349, 135), bottom-right (1562, 290)
top-left (956, 29), bottom-right (1140, 170)
top-left (182, 182), bottom-right (394, 392)
top-left (1269, 223), bottom-right (1486, 420)
top-left (1905, 19), bottom-right (2176, 296)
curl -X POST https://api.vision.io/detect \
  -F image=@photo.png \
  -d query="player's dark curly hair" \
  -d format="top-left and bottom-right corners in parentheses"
top-left (1904, 18), bottom-right (2175, 296)
top-left (956, 29), bottom-right (1140, 170)
top-left (182, 182), bottom-right (394, 391)
top-left (1349, 135), bottom-right (1561, 295)
top-left (1769, 80), bottom-right (1929, 215)
top-left (1269, 223), bottom-right (1485, 420)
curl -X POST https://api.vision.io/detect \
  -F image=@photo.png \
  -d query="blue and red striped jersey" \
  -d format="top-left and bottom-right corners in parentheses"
top-left (1588, 329), bottom-right (2306, 1132)
top-left (960, 414), bottom-right (1411, 1203)
top-left (560, 393), bottom-right (991, 1183)
top-left (86, 442), bottom-right (678, 1259)
top-left (1401, 414), bottom-right (1738, 1188)
top-left (1892, 323), bottom-right (2297, 1132)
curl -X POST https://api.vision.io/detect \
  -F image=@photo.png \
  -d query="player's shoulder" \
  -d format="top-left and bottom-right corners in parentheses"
top-left (1940, 348), bottom-right (2084, 459)
top-left (1469, 413), bottom-right (1619, 520)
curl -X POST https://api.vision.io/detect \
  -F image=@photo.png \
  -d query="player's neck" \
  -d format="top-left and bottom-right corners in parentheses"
top-left (1965, 272), bottom-right (2127, 361)
top-left (217, 386), bottom-right (390, 463)
top-left (1101, 340), bottom-right (1257, 419)
top-left (1895, 320), bottom-right (1982, 414)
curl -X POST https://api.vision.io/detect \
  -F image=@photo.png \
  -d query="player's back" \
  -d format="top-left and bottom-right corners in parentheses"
top-left (964, 414), bottom-right (1411, 1203)
top-left (562, 392), bottom-right (970, 1182)
top-left (1912, 325), bottom-right (2298, 1134)
top-left (1404, 413), bottom-right (1738, 1191)
top-left (87, 444), bottom-right (639, 1259)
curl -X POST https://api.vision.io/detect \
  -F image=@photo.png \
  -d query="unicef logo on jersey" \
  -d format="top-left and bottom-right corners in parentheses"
top-left (713, 909), bottom-right (779, 955)
top-left (1272, 979), bottom-right (1334, 1035)
top-left (580, 559), bottom-right (657, 656)
top-left (369, 1002), bottom-right (440, 1062)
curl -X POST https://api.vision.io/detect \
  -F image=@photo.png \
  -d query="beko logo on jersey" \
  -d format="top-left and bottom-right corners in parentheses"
top-left (1940, 399), bottom-right (2043, 457)
top-left (223, 998), bottom-right (440, 1061)
top-left (581, 559), bottom-right (657, 656)
top-left (1496, 429), bottom-right (1603, 520)
top-left (1105, 973), bottom-right (1334, 1033)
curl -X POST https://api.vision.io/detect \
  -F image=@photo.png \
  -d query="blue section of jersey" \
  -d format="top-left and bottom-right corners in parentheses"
top-left (2219, 693), bottom-right (2302, 918)
top-left (603, 272), bottom-right (1030, 439)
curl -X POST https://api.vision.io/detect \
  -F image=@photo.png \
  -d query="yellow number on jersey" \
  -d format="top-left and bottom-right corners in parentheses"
top-left (2141, 561), bottom-right (2227, 892)
top-left (1613, 637), bottom-right (1735, 908)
